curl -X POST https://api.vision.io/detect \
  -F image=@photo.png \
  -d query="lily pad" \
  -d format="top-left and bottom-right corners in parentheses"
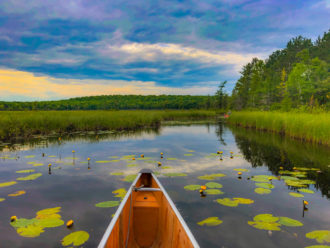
top-left (127, 163), bottom-right (137, 167)
top-left (161, 166), bottom-right (172, 169)
top-left (10, 218), bottom-right (39, 228)
top-left (255, 183), bottom-right (274, 189)
top-left (48, 155), bottom-right (56, 158)
top-left (289, 192), bottom-right (304, 198)
top-left (304, 245), bottom-right (330, 248)
top-left (33, 163), bottom-right (44, 167)
top-left (17, 225), bottom-right (44, 238)
top-left (197, 217), bottom-right (223, 226)
top-left (166, 158), bottom-right (178, 160)
top-left (198, 173), bottom-right (226, 180)
top-left (248, 221), bottom-right (281, 231)
top-left (24, 155), bottom-right (35, 158)
top-left (36, 207), bottom-right (61, 219)
top-left (184, 185), bottom-right (201, 191)
top-left (278, 217), bottom-right (303, 227)
top-left (95, 201), bottom-right (120, 208)
top-left (205, 189), bottom-right (224, 195)
top-left (164, 173), bottom-right (187, 177)
top-left (285, 180), bottom-right (308, 188)
top-left (0, 181), bottom-right (17, 187)
top-left (95, 160), bottom-right (113, 163)
top-left (251, 175), bottom-right (278, 182)
top-left (306, 230), bottom-right (330, 244)
top-left (17, 173), bottom-right (42, 181)
top-left (61, 230), bottom-right (90, 246)
top-left (254, 214), bottom-right (279, 223)
top-left (8, 190), bottom-right (26, 197)
top-left (110, 172), bottom-right (124, 176)
top-left (205, 182), bottom-right (223, 189)
top-left (184, 154), bottom-right (194, 156)
top-left (233, 168), bottom-right (249, 172)
top-left (113, 188), bottom-right (126, 199)
top-left (121, 155), bottom-right (135, 160)
top-left (216, 198), bottom-right (239, 207)
top-left (299, 188), bottom-right (315, 194)
top-left (37, 218), bottom-right (64, 228)
top-left (254, 188), bottom-right (271, 194)
top-left (16, 169), bottom-right (35, 173)
top-left (232, 198), bottom-right (254, 204)
top-left (0, 198), bottom-right (5, 202)
top-left (123, 175), bottom-right (137, 182)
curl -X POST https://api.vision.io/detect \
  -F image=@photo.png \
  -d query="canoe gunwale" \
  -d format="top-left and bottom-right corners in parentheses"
top-left (97, 173), bottom-right (141, 248)
top-left (98, 171), bottom-right (200, 248)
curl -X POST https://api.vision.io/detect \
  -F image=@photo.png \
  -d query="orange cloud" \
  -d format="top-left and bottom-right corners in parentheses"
top-left (0, 68), bottom-right (216, 100)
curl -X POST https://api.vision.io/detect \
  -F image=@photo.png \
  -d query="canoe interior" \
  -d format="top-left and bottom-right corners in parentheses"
top-left (104, 173), bottom-right (196, 248)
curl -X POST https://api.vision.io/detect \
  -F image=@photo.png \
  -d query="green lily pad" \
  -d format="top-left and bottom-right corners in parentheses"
top-left (166, 158), bottom-right (178, 160)
top-left (205, 189), bottom-right (224, 195)
top-left (127, 163), bottom-right (137, 167)
top-left (198, 173), bottom-right (226, 180)
top-left (184, 185), bottom-right (201, 191)
top-left (24, 155), bottom-right (35, 158)
top-left (254, 214), bottom-right (279, 223)
top-left (285, 180), bottom-right (308, 188)
top-left (280, 176), bottom-right (299, 181)
top-left (113, 188), bottom-right (127, 199)
top-left (289, 192), bottom-right (304, 198)
top-left (233, 168), bottom-right (249, 172)
top-left (33, 163), bottom-right (44, 167)
top-left (248, 221), bottom-right (281, 231)
top-left (299, 180), bottom-right (316, 185)
top-left (161, 166), bottom-right (172, 169)
top-left (123, 175), bottom-right (137, 182)
top-left (121, 155), bottom-right (135, 160)
top-left (0, 198), bottom-right (5, 202)
top-left (95, 160), bottom-right (113, 163)
top-left (8, 190), bottom-right (26, 197)
top-left (164, 173), bottom-right (187, 177)
top-left (205, 182), bottom-right (223, 189)
top-left (205, 153), bottom-right (218, 158)
top-left (197, 217), bottom-right (223, 226)
top-left (232, 198), bottom-right (254, 204)
top-left (17, 173), bottom-right (42, 181)
top-left (0, 181), bottom-right (17, 187)
top-left (304, 245), bottom-right (330, 248)
top-left (254, 188), bottom-right (271, 194)
top-left (216, 198), bottom-right (239, 207)
top-left (184, 154), bottom-right (194, 156)
top-left (306, 230), bottom-right (330, 244)
top-left (17, 225), bottom-right (44, 237)
top-left (37, 218), bottom-right (64, 228)
top-left (48, 155), bottom-right (56, 158)
top-left (255, 183), bottom-right (274, 189)
top-left (95, 201), bottom-right (120, 208)
top-left (61, 231), bottom-right (90, 246)
top-left (251, 175), bottom-right (278, 182)
top-left (10, 218), bottom-right (39, 228)
top-left (16, 169), bottom-right (35, 173)
top-left (278, 217), bottom-right (303, 227)
top-left (110, 172), bottom-right (124, 176)
top-left (187, 150), bottom-right (195, 152)
top-left (36, 207), bottom-right (61, 219)
top-left (143, 160), bottom-right (158, 164)
top-left (299, 188), bottom-right (315, 194)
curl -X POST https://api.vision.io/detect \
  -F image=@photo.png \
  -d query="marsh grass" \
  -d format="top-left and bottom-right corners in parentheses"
top-left (0, 110), bottom-right (216, 139)
top-left (228, 111), bottom-right (330, 145)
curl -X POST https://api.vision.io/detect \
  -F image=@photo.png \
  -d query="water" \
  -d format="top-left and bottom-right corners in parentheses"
top-left (0, 123), bottom-right (329, 248)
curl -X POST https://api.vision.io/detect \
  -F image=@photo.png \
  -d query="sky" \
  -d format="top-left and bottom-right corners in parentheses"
top-left (0, 0), bottom-right (329, 101)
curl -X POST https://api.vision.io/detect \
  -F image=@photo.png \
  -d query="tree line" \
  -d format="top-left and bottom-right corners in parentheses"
top-left (217, 30), bottom-right (330, 111)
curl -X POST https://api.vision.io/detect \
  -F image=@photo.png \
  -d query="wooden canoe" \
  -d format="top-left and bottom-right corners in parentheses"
top-left (98, 169), bottom-right (199, 248)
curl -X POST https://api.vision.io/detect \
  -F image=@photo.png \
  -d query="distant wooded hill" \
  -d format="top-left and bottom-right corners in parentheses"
top-left (0, 95), bottom-right (216, 110)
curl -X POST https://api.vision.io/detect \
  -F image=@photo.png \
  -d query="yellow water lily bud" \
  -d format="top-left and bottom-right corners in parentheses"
top-left (132, 157), bottom-right (135, 160)
top-left (199, 189), bottom-right (203, 193)
top-left (200, 185), bottom-right (207, 190)
top-left (160, 152), bottom-right (163, 155)
top-left (279, 166), bottom-right (283, 170)
top-left (303, 200), bottom-right (309, 205)
top-left (48, 163), bottom-right (51, 167)
top-left (66, 220), bottom-right (74, 227)
top-left (293, 167), bottom-right (296, 170)
top-left (10, 216), bottom-right (17, 222)
top-left (141, 154), bottom-right (144, 158)
top-left (72, 150), bottom-right (75, 153)
top-left (268, 177), bottom-right (272, 181)
top-left (230, 151), bottom-right (234, 154)
top-left (87, 158), bottom-right (90, 161)
top-left (238, 172), bottom-right (242, 175)
top-left (217, 151), bottom-right (220, 154)
top-left (157, 161), bottom-right (162, 166)
top-left (220, 151), bottom-right (223, 154)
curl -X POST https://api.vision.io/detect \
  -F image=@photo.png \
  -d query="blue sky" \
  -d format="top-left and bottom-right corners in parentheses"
top-left (0, 0), bottom-right (329, 100)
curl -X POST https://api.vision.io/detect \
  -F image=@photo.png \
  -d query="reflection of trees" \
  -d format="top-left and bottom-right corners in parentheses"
top-left (215, 121), bottom-right (226, 146)
top-left (226, 125), bottom-right (330, 199)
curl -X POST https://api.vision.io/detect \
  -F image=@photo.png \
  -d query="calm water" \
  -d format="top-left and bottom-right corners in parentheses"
top-left (0, 123), bottom-right (329, 248)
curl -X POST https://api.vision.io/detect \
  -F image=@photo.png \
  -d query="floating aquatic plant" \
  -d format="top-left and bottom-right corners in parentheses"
top-left (305, 230), bottom-right (330, 244)
top-left (278, 217), bottom-right (303, 227)
top-left (16, 169), bottom-right (35, 173)
top-left (299, 188), bottom-right (315, 194)
top-left (304, 245), bottom-right (330, 248)
top-left (184, 185), bottom-right (201, 191)
top-left (197, 217), bottom-right (223, 226)
top-left (164, 173), bottom-right (187, 177)
top-left (48, 155), bottom-right (56, 158)
top-left (184, 154), bottom-right (194, 156)
top-left (198, 173), bottom-right (226, 180)
top-left (0, 181), bottom-right (17, 188)
top-left (247, 214), bottom-right (303, 231)
top-left (110, 172), bottom-right (124, 176)
top-left (233, 168), bottom-right (249, 172)
top-left (205, 182), bottom-right (223, 189)
top-left (254, 188), bottom-right (271, 194)
top-left (123, 175), bottom-right (137, 182)
top-left (254, 214), bottom-right (279, 223)
top-left (161, 166), bottom-right (172, 169)
top-left (251, 175), bottom-right (278, 183)
top-left (289, 192), bottom-right (304, 198)
top-left (232, 198), bottom-right (254, 204)
top-left (205, 189), bottom-right (224, 195)
top-left (24, 155), bottom-right (35, 158)
top-left (33, 163), bottom-right (44, 167)
top-left (255, 183), bottom-right (274, 189)
top-left (8, 191), bottom-right (26, 197)
top-left (216, 198), bottom-right (239, 207)
top-left (166, 158), bottom-right (178, 160)
top-left (95, 201), bottom-right (120, 208)
top-left (95, 160), bottom-right (115, 163)
top-left (248, 221), bottom-right (281, 231)
top-left (0, 198), bottom-right (5, 202)
top-left (113, 188), bottom-right (127, 199)
top-left (127, 164), bottom-right (137, 167)
top-left (17, 173), bottom-right (42, 181)
top-left (61, 230), bottom-right (89, 246)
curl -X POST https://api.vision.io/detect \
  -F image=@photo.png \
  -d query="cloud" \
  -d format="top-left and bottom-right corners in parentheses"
top-left (0, 68), bottom-right (218, 101)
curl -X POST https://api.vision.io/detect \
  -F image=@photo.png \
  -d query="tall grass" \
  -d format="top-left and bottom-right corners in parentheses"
top-left (228, 111), bottom-right (330, 145)
top-left (0, 110), bottom-right (216, 140)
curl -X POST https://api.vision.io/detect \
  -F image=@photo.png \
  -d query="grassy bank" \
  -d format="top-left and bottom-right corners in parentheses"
top-left (0, 110), bottom-right (217, 140)
top-left (228, 111), bottom-right (330, 145)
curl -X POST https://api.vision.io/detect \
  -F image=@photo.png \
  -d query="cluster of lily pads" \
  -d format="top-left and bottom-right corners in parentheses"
top-left (95, 188), bottom-right (127, 208)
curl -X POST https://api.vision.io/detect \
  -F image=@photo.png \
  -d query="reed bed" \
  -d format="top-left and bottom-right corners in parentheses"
top-left (228, 111), bottom-right (330, 145)
top-left (0, 110), bottom-right (216, 140)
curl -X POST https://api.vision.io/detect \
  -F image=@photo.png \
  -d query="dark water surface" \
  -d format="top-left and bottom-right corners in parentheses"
top-left (0, 123), bottom-right (329, 248)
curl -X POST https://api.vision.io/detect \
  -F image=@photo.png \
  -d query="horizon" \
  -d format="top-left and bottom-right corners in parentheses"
top-left (0, 0), bottom-right (329, 101)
